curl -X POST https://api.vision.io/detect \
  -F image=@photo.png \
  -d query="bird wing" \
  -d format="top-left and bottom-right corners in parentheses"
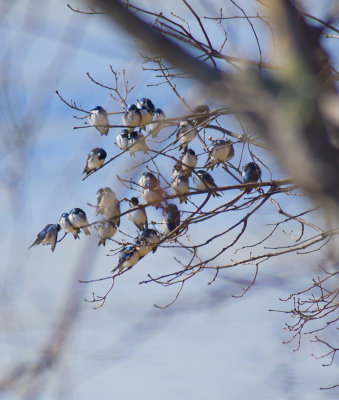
top-left (49, 225), bottom-right (59, 252)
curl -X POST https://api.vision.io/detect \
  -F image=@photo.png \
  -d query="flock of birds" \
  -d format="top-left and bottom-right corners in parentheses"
top-left (29, 98), bottom-right (262, 273)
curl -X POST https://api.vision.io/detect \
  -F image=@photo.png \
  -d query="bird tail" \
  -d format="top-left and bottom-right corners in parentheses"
top-left (28, 239), bottom-right (39, 249)
top-left (212, 190), bottom-right (222, 198)
top-left (111, 216), bottom-right (120, 228)
top-left (137, 222), bottom-right (145, 231)
top-left (111, 263), bottom-right (122, 273)
top-left (204, 160), bottom-right (216, 171)
top-left (179, 195), bottom-right (188, 204)
top-left (82, 227), bottom-right (90, 235)
top-left (98, 237), bottom-right (106, 246)
top-left (73, 230), bottom-right (80, 239)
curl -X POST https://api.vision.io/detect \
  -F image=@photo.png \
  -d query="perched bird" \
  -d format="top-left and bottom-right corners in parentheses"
top-left (127, 197), bottom-right (147, 231)
top-left (59, 212), bottom-right (80, 239)
top-left (176, 120), bottom-right (197, 150)
top-left (137, 97), bottom-right (155, 113)
top-left (122, 104), bottom-right (141, 133)
top-left (142, 187), bottom-right (164, 207)
top-left (29, 224), bottom-right (61, 252)
top-left (116, 129), bottom-right (129, 151)
top-left (138, 172), bottom-right (159, 189)
top-left (171, 172), bottom-right (189, 203)
top-left (138, 106), bottom-right (153, 130)
top-left (139, 172), bottom-right (164, 207)
top-left (148, 108), bottom-right (166, 138)
top-left (83, 147), bottom-right (107, 178)
top-left (242, 162), bottom-right (262, 192)
top-left (96, 221), bottom-right (117, 246)
top-left (128, 131), bottom-right (149, 156)
top-left (88, 106), bottom-right (109, 136)
top-left (193, 169), bottom-right (221, 197)
top-left (96, 187), bottom-right (120, 226)
top-left (111, 245), bottom-right (140, 273)
top-left (68, 208), bottom-right (90, 235)
top-left (135, 228), bottom-right (160, 258)
top-left (193, 104), bottom-right (210, 126)
top-left (162, 204), bottom-right (180, 236)
top-left (180, 148), bottom-right (197, 175)
top-left (205, 138), bottom-right (234, 170)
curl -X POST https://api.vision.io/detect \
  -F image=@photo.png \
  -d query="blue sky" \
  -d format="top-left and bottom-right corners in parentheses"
top-left (1, 0), bottom-right (338, 399)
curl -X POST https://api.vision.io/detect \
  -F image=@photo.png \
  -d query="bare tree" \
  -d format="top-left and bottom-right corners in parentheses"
top-left (54, 0), bottom-right (339, 388)
top-left (2, 0), bottom-right (338, 395)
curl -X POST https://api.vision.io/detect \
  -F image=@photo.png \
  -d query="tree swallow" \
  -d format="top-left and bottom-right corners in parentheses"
top-left (68, 208), bottom-right (90, 235)
top-left (142, 188), bottom-right (164, 207)
top-left (176, 120), bottom-right (197, 150)
top-left (96, 221), bottom-right (117, 246)
top-left (135, 228), bottom-right (160, 258)
top-left (29, 224), bottom-right (61, 252)
top-left (111, 245), bottom-right (140, 273)
top-left (193, 170), bottom-right (221, 197)
top-left (138, 105), bottom-right (153, 131)
top-left (205, 139), bottom-right (234, 170)
top-left (242, 162), bottom-right (262, 192)
top-left (59, 212), bottom-right (80, 239)
top-left (122, 104), bottom-right (141, 133)
top-left (96, 187), bottom-right (120, 226)
top-left (193, 104), bottom-right (210, 126)
top-left (148, 108), bottom-right (166, 138)
top-left (162, 204), bottom-right (180, 236)
top-left (128, 197), bottom-right (147, 231)
top-left (137, 97), bottom-right (155, 113)
top-left (116, 129), bottom-right (129, 151)
top-left (171, 172), bottom-right (189, 203)
top-left (128, 131), bottom-right (149, 156)
top-left (83, 147), bottom-right (107, 178)
top-left (180, 148), bottom-right (197, 176)
top-left (88, 106), bottom-right (109, 136)
top-left (138, 172), bottom-right (159, 190)
top-left (139, 172), bottom-right (164, 207)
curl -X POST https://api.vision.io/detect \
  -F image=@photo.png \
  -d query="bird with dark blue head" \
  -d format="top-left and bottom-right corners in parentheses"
top-left (59, 212), bottom-right (80, 239)
top-left (83, 148), bottom-right (107, 178)
top-left (138, 106), bottom-right (153, 130)
top-left (111, 245), bottom-right (140, 273)
top-left (205, 138), bottom-right (234, 170)
top-left (171, 172), bottom-right (189, 204)
top-left (122, 104), bottom-right (141, 133)
top-left (88, 106), bottom-right (109, 136)
top-left (128, 197), bottom-right (147, 231)
top-left (139, 172), bottom-right (164, 207)
top-left (179, 148), bottom-right (197, 176)
top-left (128, 131), bottom-right (149, 156)
top-left (148, 108), bottom-right (166, 138)
top-left (193, 170), bottom-right (221, 197)
top-left (135, 228), bottom-right (160, 258)
top-left (29, 224), bottom-right (61, 252)
top-left (137, 98), bottom-right (155, 113)
top-left (68, 208), bottom-right (90, 235)
top-left (162, 204), bottom-right (180, 236)
top-left (116, 129), bottom-right (129, 151)
top-left (242, 162), bottom-right (262, 192)
top-left (176, 120), bottom-right (197, 151)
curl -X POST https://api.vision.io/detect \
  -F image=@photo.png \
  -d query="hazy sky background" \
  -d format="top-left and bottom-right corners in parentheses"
top-left (1, 0), bottom-right (338, 399)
